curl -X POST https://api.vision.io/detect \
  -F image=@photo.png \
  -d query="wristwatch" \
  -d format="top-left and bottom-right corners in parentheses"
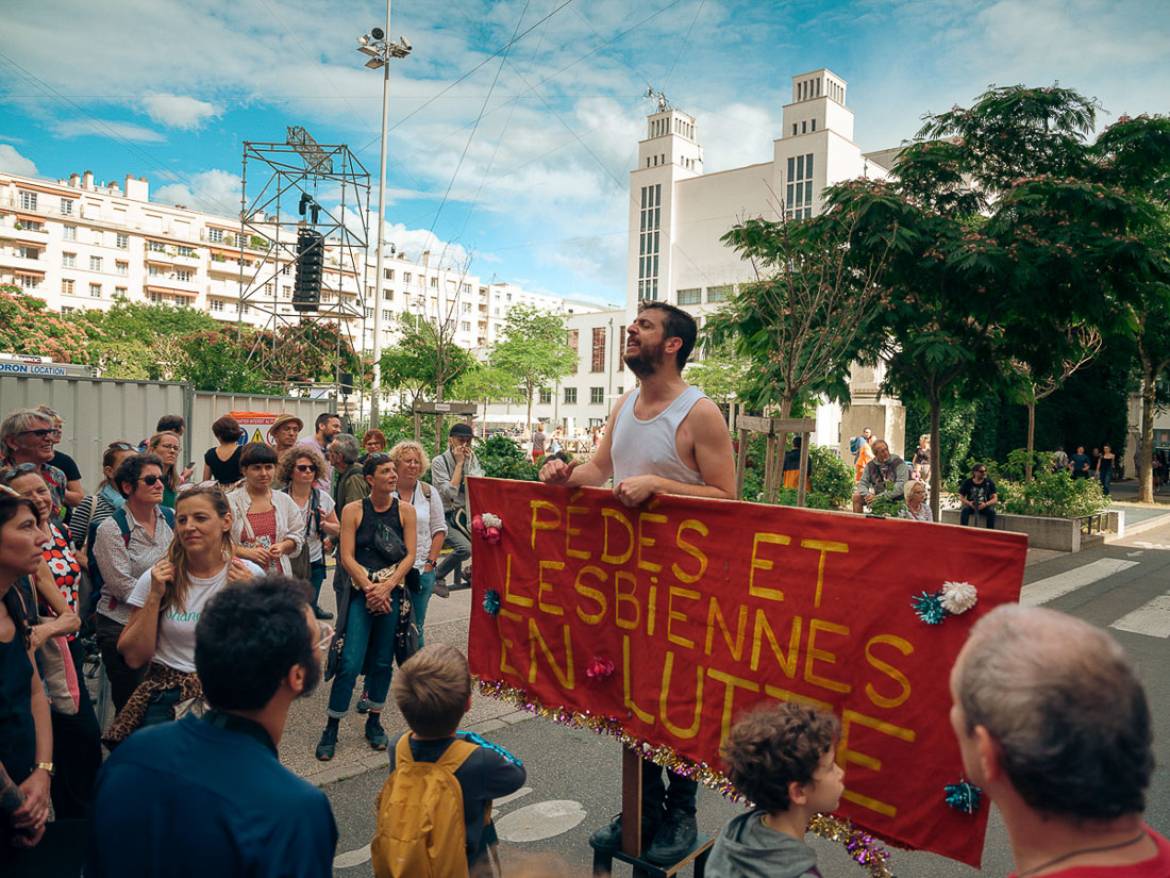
top-left (424, 558), bottom-right (437, 570)
top-left (35, 762), bottom-right (54, 777)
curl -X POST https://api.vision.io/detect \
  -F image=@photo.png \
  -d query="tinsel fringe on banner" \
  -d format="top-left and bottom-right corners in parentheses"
top-left (475, 676), bottom-right (896, 877)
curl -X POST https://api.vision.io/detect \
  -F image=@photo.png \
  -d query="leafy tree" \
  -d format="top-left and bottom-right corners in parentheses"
top-left (451, 365), bottom-right (521, 429)
top-left (476, 433), bottom-right (539, 481)
top-left (178, 326), bottom-right (269, 393)
top-left (380, 312), bottom-right (475, 407)
top-left (0, 285), bottom-right (94, 363)
top-left (490, 305), bottom-right (577, 438)
top-left (705, 211), bottom-right (890, 499)
top-left (685, 345), bottom-right (751, 406)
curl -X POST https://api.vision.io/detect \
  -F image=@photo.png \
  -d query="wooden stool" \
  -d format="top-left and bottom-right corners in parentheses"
top-left (589, 747), bottom-right (714, 877)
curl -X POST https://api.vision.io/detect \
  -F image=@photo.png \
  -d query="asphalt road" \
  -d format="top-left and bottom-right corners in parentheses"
top-left (320, 519), bottom-right (1170, 876)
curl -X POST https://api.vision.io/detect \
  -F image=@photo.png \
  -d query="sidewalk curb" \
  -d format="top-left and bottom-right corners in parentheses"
top-left (1106, 508), bottom-right (1170, 542)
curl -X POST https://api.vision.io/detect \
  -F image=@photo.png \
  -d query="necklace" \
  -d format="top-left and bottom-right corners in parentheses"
top-left (1016, 830), bottom-right (1147, 877)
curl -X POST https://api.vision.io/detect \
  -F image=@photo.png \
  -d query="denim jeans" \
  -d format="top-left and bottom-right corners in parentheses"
top-left (327, 588), bottom-right (399, 718)
top-left (960, 505), bottom-right (997, 528)
top-left (413, 570), bottom-right (435, 647)
top-left (141, 686), bottom-right (182, 730)
top-left (310, 559), bottom-right (327, 607)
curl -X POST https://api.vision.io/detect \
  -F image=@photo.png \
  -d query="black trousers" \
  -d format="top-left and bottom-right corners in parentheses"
top-left (49, 639), bottom-right (102, 819)
top-left (95, 614), bottom-right (145, 714)
top-left (642, 760), bottom-right (698, 818)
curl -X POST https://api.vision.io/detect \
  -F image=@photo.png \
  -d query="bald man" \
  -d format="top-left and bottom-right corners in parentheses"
top-left (949, 606), bottom-right (1170, 877)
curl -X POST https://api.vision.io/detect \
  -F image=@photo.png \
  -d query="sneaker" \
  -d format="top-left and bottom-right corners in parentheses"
top-left (644, 811), bottom-right (698, 865)
top-left (356, 692), bottom-right (370, 714)
top-left (432, 580), bottom-right (451, 599)
top-left (312, 605), bottom-right (334, 621)
top-left (315, 724), bottom-right (338, 761)
top-left (588, 812), bottom-right (660, 853)
top-left (365, 714), bottom-right (389, 751)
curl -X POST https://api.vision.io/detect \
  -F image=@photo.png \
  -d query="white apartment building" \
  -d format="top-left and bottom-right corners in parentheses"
top-left (624, 69), bottom-right (907, 454)
top-left (0, 169), bottom-right (577, 368)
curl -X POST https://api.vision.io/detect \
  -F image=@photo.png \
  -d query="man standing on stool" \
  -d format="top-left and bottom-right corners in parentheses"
top-left (540, 302), bottom-right (736, 865)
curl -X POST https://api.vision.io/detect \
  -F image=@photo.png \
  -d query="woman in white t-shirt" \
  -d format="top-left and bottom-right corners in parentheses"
top-left (278, 446), bottom-right (341, 621)
top-left (107, 487), bottom-right (261, 745)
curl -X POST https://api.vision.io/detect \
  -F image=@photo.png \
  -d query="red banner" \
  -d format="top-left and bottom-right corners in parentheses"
top-left (467, 478), bottom-right (1027, 867)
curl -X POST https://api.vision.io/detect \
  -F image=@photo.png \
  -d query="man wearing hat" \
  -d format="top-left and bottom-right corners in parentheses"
top-left (430, 423), bottom-right (481, 592)
top-left (269, 415), bottom-right (304, 461)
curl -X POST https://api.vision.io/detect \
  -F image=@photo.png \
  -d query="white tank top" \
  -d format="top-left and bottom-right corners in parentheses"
top-left (611, 385), bottom-right (706, 486)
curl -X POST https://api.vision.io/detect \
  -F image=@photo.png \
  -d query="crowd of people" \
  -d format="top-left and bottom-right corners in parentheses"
top-left (1, 302), bottom-right (1166, 877)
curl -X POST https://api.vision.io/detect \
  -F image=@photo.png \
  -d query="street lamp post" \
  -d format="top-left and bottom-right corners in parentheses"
top-left (358, 3), bottom-right (411, 429)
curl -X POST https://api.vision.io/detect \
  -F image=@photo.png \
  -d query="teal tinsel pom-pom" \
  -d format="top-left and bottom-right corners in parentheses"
top-left (945, 780), bottom-right (982, 814)
top-left (482, 589), bottom-right (501, 615)
top-left (912, 591), bottom-right (947, 625)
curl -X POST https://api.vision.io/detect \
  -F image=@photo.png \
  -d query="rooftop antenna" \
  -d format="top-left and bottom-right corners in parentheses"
top-left (645, 86), bottom-right (669, 112)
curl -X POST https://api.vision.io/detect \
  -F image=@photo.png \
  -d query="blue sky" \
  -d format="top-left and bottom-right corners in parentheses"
top-left (1, 0), bottom-right (1168, 307)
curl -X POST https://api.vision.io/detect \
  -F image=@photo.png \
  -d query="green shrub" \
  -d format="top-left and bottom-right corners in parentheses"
top-left (999, 470), bottom-right (1108, 518)
top-left (741, 440), bottom-right (853, 509)
top-left (477, 434), bottom-right (539, 481)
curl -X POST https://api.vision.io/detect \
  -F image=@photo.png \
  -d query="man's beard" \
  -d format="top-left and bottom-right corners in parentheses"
top-left (623, 339), bottom-right (666, 378)
top-left (300, 653), bottom-right (322, 699)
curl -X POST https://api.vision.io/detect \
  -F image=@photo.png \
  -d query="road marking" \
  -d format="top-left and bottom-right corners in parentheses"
top-left (1134, 541), bottom-right (1170, 550)
top-left (1020, 559), bottom-right (1140, 607)
top-left (1111, 593), bottom-right (1170, 639)
top-left (494, 800), bottom-right (588, 843)
top-left (333, 844), bottom-right (370, 869)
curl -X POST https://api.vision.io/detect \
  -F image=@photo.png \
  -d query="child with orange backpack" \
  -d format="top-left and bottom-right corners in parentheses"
top-left (372, 644), bottom-right (526, 878)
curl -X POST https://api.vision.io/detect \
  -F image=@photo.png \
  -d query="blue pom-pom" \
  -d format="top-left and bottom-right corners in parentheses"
top-left (912, 590), bottom-right (947, 625)
top-left (482, 589), bottom-right (501, 616)
top-left (945, 780), bottom-right (982, 814)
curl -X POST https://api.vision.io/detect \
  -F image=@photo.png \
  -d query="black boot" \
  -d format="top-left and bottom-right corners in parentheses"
top-left (588, 810), bottom-right (661, 853)
top-left (365, 712), bottom-right (389, 750)
top-left (644, 809), bottom-right (698, 865)
top-left (315, 718), bottom-right (339, 761)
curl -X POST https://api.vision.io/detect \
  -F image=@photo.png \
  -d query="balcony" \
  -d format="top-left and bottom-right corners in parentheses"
top-left (0, 250), bottom-right (47, 274)
top-left (0, 219), bottom-right (50, 243)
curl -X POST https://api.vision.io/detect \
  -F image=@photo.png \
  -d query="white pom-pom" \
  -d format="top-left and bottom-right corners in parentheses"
top-left (482, 512), bottom-right (502, 529)
top-left (940, 581), bottom-right (978, 615)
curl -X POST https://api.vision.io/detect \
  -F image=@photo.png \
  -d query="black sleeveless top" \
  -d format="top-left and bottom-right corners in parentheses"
top-left (354, 497), bottom-right (406, 572)
top-left (0, 587), bottom-right (35, 789)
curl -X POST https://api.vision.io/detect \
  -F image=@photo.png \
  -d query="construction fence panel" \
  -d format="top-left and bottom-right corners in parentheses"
top-left (189, 392), bottom-right (334, 452)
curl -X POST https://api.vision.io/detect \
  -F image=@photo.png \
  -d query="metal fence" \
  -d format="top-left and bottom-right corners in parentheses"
top-left (1, 375), bottom-right (334, 490)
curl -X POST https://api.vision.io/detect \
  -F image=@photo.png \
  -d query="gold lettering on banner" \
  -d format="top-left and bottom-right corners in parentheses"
top-left (623, 635), bottom-right (654, 724)
top-left (749, 532), bottom-right (791, 601)
top-left (659, 650), bottom-right (703, 739)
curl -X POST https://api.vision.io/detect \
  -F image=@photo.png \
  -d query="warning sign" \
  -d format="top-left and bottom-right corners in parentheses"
top-left (229, 412), bottom-right (282, 445)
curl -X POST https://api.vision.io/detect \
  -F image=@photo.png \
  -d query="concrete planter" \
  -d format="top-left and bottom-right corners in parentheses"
top-left (939, 508), bottom-right (1122, 552)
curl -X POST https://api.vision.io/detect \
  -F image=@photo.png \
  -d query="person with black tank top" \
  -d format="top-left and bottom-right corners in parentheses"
top-left (315, 453), bottom-right (416, 762)
top-left (0, 494), bottom-right (55, 864)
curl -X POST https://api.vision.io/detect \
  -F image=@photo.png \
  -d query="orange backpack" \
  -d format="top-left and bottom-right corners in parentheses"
top-left (371, 735), bottom-right (478, 878)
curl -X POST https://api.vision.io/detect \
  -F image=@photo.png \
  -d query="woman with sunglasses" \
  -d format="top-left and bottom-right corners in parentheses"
top-left (226, 444), bottom-right (305, 576)
top-left (277, 446), bottom-right (340, 620)
top-left (107, 488), bottom-right (261, 745)
top-left (0, 466), bottom-right (99, 821)
top-left (0, 409), bottom-right (68, 520)
top-left (91, 454), bottom-right (174, 713)
top-left (68, 442), bottom-right (137, 555)
top-left (147, 432), bottom-right (192, 509)
top-left (0, 494), bottom-right (55, 858)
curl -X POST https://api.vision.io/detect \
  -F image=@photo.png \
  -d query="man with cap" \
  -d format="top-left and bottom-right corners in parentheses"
top-left (430, 423), bottom-right (481, 592)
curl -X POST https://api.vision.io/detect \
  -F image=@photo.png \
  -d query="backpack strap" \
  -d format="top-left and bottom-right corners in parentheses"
top-left (112, 507), bottom-right (133, 548)
top-left (160, 506), bottom-right (175, 529)
top-left (420, 482), bottom-right (431, 500)
top-left (436, 738), bottom-right (478, 774)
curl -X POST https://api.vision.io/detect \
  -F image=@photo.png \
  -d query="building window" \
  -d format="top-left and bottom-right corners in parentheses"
top-left (115, 260), bottom-right (128, 275)
top-left (116, 232), bottom-right (129, 249)
top-left (89, 283), bottom-right (101, 298)
top-left (176, 269), bottom-right (193, 282)
top-left (707, 284), bottom-right (733, 303)
top-left (63, 225), bottom-right (76, 241)
top-left (17, 274), bottom-right (39, 290)
top-left (383, 268), bottom-right (394, 280)
top-left (89, 256), bottom-right (102, 271)
top-left (60, 198), bottom-right (73, 216)
top-left (430, 276), bottom-right (438, 288)
top-left (18, 191), bottom-right (37, 211)
top-left (539, 388), bottom-right (552, 405)
top-left (677, 287), bottom-right (701, 305)
top-left (591, 326), bottom-right (606, 372)
top-left (811, 118), bottom-right (816, 132)
top-left (460, 321), bottom-right (471, 332)
top-left (62, 252), bottom-right (76, 268)
top-left (115, 286), bottom-right (127, 298)
top-left (590, 386), bottom-right (604, 405)
top-left (785, 153), bottom-right (815, 220)
top-left (403, 272), bottom-right (411, 283)
top-left (564, 387), bottom-right (578, 404)
top-left (208, 228), bottom-right (224, 243)
top-left (210, 299), bottom-right (224, 312)
top-left (567, 329), bottom-right (579, 375)
top-left (177, 246), bottom-right (196, 257)
top-left (61, 279), bottom-right (74, 295)
top-left (616, 385), bottom-right (623, 396)
top-left (637, 183), bottom-right (662, 301)
top-left (148, 240), bottom-right (165, 252)
top-left (382, 309), bottom-right (392, 321)
top-left (148, 291), bottom-right (164, 303)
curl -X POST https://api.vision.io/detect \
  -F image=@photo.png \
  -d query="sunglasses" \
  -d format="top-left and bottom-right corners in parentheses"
top-left (139, 474), bottom-right (164, 486)
top-left (315, 623), bottom-right (335, 651)
top-left (108, 442), bottom-right (136, 451)
top-left (18, 428), bottom-right (60, 440)
top-left (295, 464), bottom-right (317, 473)
top-left (0, 462), bottom-right (40, 484)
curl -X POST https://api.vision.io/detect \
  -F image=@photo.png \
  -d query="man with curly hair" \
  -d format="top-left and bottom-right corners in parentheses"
top-left (708, 703), bottom-right (844, 878)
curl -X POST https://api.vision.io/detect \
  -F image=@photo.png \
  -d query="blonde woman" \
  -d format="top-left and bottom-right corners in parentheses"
top-left (900, 479), bottom-right (932, 522)
top-left (109, 487), bottom-right (261, 744)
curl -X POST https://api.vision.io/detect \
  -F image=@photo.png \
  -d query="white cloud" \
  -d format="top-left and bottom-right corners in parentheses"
top-left (52, 119), bottom-right (165, 143)
top-left (0, 144), bottom-right (37, 176)
top-left (141, 93), bottom-right (220, 130)
top-left (154, 169), bottom-right (240, 215)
